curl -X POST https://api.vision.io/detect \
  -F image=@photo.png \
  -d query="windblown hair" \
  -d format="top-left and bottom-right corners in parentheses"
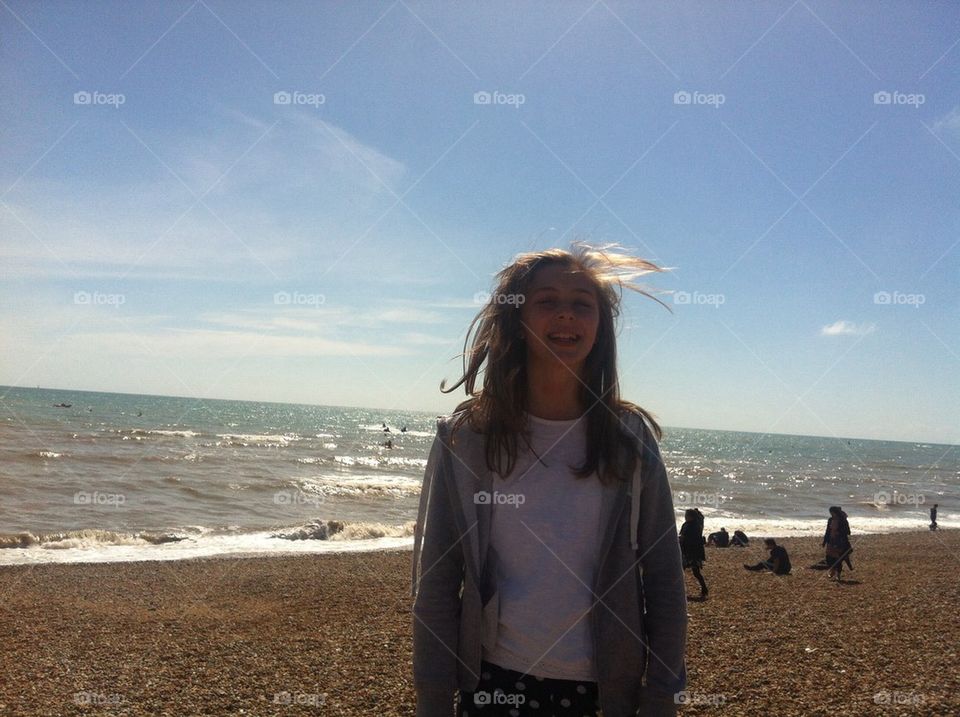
top-left (441, 242), bottom-right (669, 484)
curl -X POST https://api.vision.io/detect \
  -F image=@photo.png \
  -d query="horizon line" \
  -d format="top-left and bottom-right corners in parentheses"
top-left (2, 383), bottom-right (956, 448)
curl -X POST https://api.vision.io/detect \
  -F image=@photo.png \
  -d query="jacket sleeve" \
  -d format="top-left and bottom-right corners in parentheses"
top-left (636, 424), bottom-right (687, 716)
top-left (412, 424), bottom-right (464, 717)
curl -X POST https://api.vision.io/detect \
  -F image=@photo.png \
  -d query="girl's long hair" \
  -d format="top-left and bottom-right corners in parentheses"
top-left (441, 242), bottom-right (669, 484)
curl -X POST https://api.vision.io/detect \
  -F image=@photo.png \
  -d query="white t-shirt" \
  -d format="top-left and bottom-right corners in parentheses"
top-left (481, 412), bottom-right (604, 681)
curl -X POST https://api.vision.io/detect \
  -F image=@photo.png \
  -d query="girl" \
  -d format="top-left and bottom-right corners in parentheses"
top-left (412, 244), bottom-right (687, 717)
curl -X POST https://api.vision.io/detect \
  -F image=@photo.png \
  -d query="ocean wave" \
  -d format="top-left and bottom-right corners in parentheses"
top-left (215, 433), bottom-right (302, 447)
top-left (114, 428), bottom-right (201, 439)
top-left (38, 450), bottom-right (62, 459)
top-left (330, 521), bottom-right (415, 540)
top-left (0, 529), bottom-right (189, 550)
top-left (295, 475), bottom-right (421, 498)
top-left (334, 455), bottom-right (428, 470)
top-left (272, 520), bottom-right (414, 541)
top-left (271, 520), bottom-right (345, 540)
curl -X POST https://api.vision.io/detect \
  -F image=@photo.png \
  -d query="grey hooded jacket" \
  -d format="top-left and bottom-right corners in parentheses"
top-left (411, 409), bottom-right (687, 717)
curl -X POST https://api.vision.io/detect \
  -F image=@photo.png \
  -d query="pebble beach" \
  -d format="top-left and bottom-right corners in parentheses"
top-left (1, 530), bottom-right (958, 716)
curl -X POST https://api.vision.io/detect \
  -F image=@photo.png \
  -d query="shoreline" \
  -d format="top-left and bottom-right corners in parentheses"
top-left (0, 524), bottom-right (950, 568)
top-left (2, 530), bottom-right (959, 715)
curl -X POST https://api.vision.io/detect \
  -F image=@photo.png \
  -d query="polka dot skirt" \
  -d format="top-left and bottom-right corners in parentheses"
top-left (458, 660), bottom-right (598, 716)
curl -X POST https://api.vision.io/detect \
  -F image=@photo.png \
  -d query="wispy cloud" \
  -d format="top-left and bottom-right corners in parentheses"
top-left (198, 303), bottom-right (449, 332)
top-left (931, 106), bottom-right (960, 137)
top-left (0, 108), bottom-right (407, 281)
top-left (821, 320), bottom-right (876, 337)
top-left (69, 327), bottom-right (415, 358)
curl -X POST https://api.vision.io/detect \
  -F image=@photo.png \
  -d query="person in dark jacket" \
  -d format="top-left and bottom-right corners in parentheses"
top-left (823, 506), bottom-right (852, 580)
top-left (707, 527), bottom-right (729, 547)
top-left (679, 508), bottom-right (708, 598)
top-left (744, 538), bottom-right (791, 575)
top-left (730, 530), bottom-right (749, 547)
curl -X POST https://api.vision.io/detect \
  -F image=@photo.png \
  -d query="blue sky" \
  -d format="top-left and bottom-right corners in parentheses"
top-left (1, 1), bottom-right (958, 444)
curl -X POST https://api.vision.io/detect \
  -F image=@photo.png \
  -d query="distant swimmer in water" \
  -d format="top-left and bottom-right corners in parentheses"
top-left (401, 425), bottom-right (407, 433)
top-left (382, 439), bottom-right (393, 449)
top-left (137, 411), bottom-right (142, 417)
top-left (53, 403), bottom-right (71, 408)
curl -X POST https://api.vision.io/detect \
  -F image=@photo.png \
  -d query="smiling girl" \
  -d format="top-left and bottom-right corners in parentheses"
top-left (412, 244), bottom-right (687, 716)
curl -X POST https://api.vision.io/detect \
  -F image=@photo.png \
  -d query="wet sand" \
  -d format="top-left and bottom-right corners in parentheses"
top-left (1, 530), bottom-right (958, 715)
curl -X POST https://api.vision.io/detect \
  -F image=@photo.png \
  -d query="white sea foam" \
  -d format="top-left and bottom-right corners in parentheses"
top-left (115, 428), bottom-right (200, 438)
top-left (215, 433), bottom-right (302, 446)
top-left (0, 524), bottom-right (413, 565)
top-left (297, 474), bottom-right (422, 498)
top-left (334, 455), bottom-right (427, 469)
top-left (683, 514), bottom-right (956, 538)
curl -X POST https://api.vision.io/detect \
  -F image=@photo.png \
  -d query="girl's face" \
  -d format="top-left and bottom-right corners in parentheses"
top-left (518, 263), bottom-right (600, 377)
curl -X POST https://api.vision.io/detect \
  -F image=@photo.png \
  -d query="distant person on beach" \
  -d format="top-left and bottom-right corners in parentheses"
top-left (930, 504), bottom-right (938, 531)
top-left (823, 506), bottom-right (852, 581)
top-left (680, 509), bottom-right (708, 598)
top-left (730, 530), bottom-right (749, 547)
top-left (411, 245), bottom-right (686, 717)
top-left (744, 538), bottom-right (791, 575)
top-left (707, 527), bottom-right (729, 547)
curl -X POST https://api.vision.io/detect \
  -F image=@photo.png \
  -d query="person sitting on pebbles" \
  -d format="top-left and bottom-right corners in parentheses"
top-left (744, 538), bottom-right (791, 575)
top-left (707, 527), bottom-right (729, 547)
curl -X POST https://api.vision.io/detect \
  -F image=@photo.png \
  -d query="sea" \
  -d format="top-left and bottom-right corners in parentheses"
top-left (1, 386), bottom-right (956, 565)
